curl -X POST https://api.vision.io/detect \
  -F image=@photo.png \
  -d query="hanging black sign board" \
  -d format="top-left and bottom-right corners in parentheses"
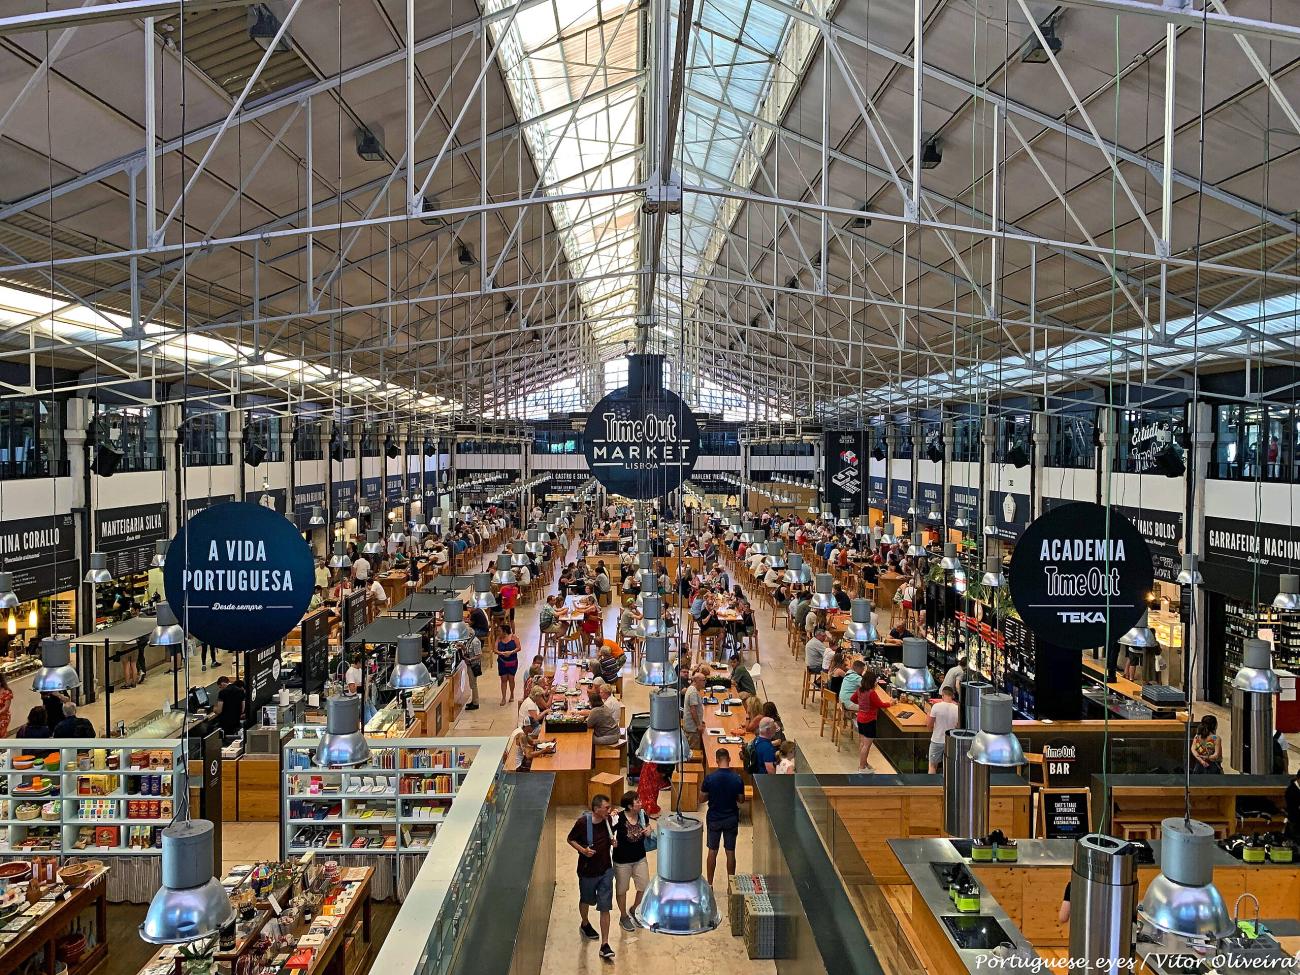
top-left (1008, 501), bottom-right (1153, 651)
top-left (96, 504), bottom-right (170, 578)
top-left (300, 609), bottom-right (330, 697)
top-left (0, 514), bottom-right (78, 602)
top-left (824, 431), bottom-right (866, 511)
top-left (245, 642), bottom-right (283, 714)
top-left (582, 353), bottom-right (698, 500)
top-left (1114, 505), bottom-right (1182, 582)
top-left (1040, 789), bottom-right (1091, 839)
top-left (344, 589), bottom-right (367, 639)
top-left (1042, 737), bottom-right (1088, 787)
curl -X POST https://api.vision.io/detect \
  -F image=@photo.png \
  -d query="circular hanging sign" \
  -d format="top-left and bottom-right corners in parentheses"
top-left (583, 367), bottom-right (699, 499)
top-left (1008, 501), bottom-right (1153, 651)
top-left (163, 501), bottom-right (313, 652)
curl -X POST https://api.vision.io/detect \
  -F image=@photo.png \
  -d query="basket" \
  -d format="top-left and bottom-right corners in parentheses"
top-left (55, 932), bottom-right (86, 964)
top-left (40, 802), bottom-right (59, 822)
top-left (15, 803), bottom-right (41, 822)
top-left (57, 864), bottom-right (93, 887)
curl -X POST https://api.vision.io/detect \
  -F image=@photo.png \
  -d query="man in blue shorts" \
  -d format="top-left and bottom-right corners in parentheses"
top-left (701, 749), bottom-right (747, 884)
top-left (567, 794), bottom-right (617, 962)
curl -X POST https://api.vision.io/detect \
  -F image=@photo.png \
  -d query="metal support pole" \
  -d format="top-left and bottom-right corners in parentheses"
top-left (909, 0), bottom-right (923, 221)
top-left (1158, 23), bottom-right (1176, 342)
top-left (144, 17), bottom-right (156, 248)
top-left (305, 98), bottom-right (314, 312)
top-left (405, 0), bottom-right (417, 216)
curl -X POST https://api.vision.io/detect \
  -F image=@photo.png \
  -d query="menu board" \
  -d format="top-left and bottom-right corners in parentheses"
top-left (96, 503), bottom-right (170, 578)
top-left (344, 590), bottom-right (367, 639)
top-left (245, 643), bottom-right (283, 714)
top-left (49, 598), bottom-right (75, 637)
top-left (0, 514), bottom-right (78, 602)
top-left (1041, 789), bottom-right (1091, 839)
top-left (300, 609), bottom-right (330, 697)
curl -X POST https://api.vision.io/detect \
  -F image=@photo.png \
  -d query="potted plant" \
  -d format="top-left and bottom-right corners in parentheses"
top-left (177, 938), bottom-right (217, 975)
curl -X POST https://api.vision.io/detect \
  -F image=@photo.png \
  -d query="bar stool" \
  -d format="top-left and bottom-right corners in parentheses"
top-left (818, 688), bottom-right (839, 742)
top-left (802, 669), bottom-right (819, 709)
top-left (539, 628), bottom-right (562, 662)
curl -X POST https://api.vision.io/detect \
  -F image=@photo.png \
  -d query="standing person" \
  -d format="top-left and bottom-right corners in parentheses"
top-left (496, 624), bottom-right (520, 706)
top-left (926, 686), bottom-right (961, 773)
top-left (700, 749), bottom-right (746, 884)
top-left (682, 672), bottom-right (706, 754)
top-left (850, 673), bottom-right (893, 773)
top-left (567, 795), bottom-right (617, 962)
top-left (0, 673), bottom-right (12, 737)
top-left (613, 791), bottom-right (653, 931)
top-left (213, 677), bottom-right (247, 740)
top-left (941, 655), bottom-right (967, 696)
top-left (1191, 715), bottom-right (1223, 774)
top-left (775, 740), bottom-right (797, 773)
top-left (1284, 766), bottom-right (1300, 842)
top-left (461, 633), bottom-right (483, 711)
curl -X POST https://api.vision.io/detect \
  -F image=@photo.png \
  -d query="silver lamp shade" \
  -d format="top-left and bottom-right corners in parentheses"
top-left (1175, 554), bottom-right (1202, 586)
top-left (751, 531), bottom-right (767, 556)
top-left (1117, 611), bottom-right (1159, 649)
top-left (635, 570), bottom-right (659, 610)
top-left (765, 541), bottom-right (786, 569)
top-left (635, 595), bottom-right (668, 639)
top-left (636, 635), bottom-right (677, 686)
top-left (810, 574), bottom-right (836, 610)
top-left (637, 553), bottom-right (653, 572)
top-left (879, 525), bottom-right (899, 546)
top-left (967, 694), bottom-right (1025, 767)
top-left (837, 508), bottom-right (852, 528)
top-left (635, 690), bottom-right (687, 764)
top-left (855, 515), bottom-right (871, 536)
top-left (308, 506), bottom-right (326, 527)
top-left (388, 523), bottom-right (406, 545)
top-left (150, 602), bottom-right (185, 647)
top-left (437, 599), bottom-right (472, 643)
top-left (979, 553), bottom-right (1005, 588)
top-left (928, 503), bottom-right (943, 522)
top-left (1137, 818), bottom-right (1233, 941)
top-left (491, 555), bottom-right (516, 586)
top-left (634, 814), bottom-right (721, 935)
top-left (84, 552), bottom-right (112, 585)
top-left (362, 530), bottom-right (384, 555)
top-left (471, 573), bottom-right (497, 609)
top-left (905, 532), bottom-right (928, 557)
top-left (842, 598), bottom-right (878, 644)
top-left (356, 501), bottom-right (371, 517)
top-left (1273, 573), bottom-right (1300, 611)
top-left (0, 573), bottom-right (18, 610)
top-left (150, 539), bottom-right (169, 568)
top-left (807, 501), bottom-right (819, 515)
top-left (939, 543), bottom-right (961, 571)
top-left (335, 504), bottom-right (351, 521)
top-left (819, 507), bottom-right (833, 522)
top-left (327, 538), bottom-right (352, 570)
top-left (409, 517), bottom-right (427, 538)
top-left (313, 694), bottom-right (371, 767)
top-left (525, 530), bottom-right (546, 555)
top-left (139, 820), bottom-right (234, 944)
top-left (389, 633), bottom-right (433, 690)
top-left (892, 637), bottom-right (936, 693)
top-left (32, 637), bottom-right (80, 692)
top-left (429, 507), bottom-right (444, 528)
top-left (952, 509), bottom-right (970, 530)
top-left (1233, 637), bottom-right (1280, 695)
top-left (983, 518), bottom-right (998, 537)
top-left (784, 554), bottom-right (813, 585)
top-left (510, 541), bottom-right (529, 567)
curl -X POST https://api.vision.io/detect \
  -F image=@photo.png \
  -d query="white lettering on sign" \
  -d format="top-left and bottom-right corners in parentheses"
top-left (100, 512), bottom-right (165, 539)
top-left (1056, 611), bottom-right (1105, 623)
top-left (1, 528), bottom-right (59, 554)
top-left (1038, 538), bottom-right (1127, 561)
top-left (602, 411), bottom-right (679, 443)
top-left (1044, 565), bottom-right (1121, 597)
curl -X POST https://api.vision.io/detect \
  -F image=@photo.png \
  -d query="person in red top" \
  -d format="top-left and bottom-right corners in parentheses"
top-left (498, 579), bottom-right (520, 624)
top-left (850, 672), bottom-right (894, 773)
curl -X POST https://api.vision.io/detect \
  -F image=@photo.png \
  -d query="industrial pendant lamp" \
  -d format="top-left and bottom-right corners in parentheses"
top-left (836, 508), bottom-right (852, 528)
top-left (765, 541), bottom-right (786, 569)
top-left (939, 543), bottom-right (961, 571)
top-left (510, 540), bottom-right (529, 567)
top-left (149, 602), bottom-right (185, 647)
top-left (308, 506), bottom-right (326, 527)
top-left (388, 633), bottom-right (433, 690)
top-left (525, 530), bottom-right (546, 556)
top-left (388, 519), bottom-right (406, 545)
top-left (438, 600), bottom-right (472, 643)
top-left (150, 540), bottom-right (169, 569)
top-left (982, 517), bottom-right (998, 537)
top-left (634, 814), bottom-right (721, 935)
top-left (429, 507), bottom-right (444, 529)
top-left (1117, 611), bottom-right (1159, 650)
top-left (635, 690), bottom-right (687, 764)
top-left (314, 694), bottom-right (371, 767)
top-left (635, 596), bottom-right (668, 639)
top-left (84, 553), bottom-right (112, 585)
top-left (967, 694), bottom-right (1025, 767)
top-left (491, 555), bottom-right (516, 586)
top-left (979, 553), bottom-right (1005, 588)
top-left (892, 638), bottom-right (937, 693)
top-left (842, 599), bottom-right (878, 644)
top-left (1137, 818), bottom-right (1233, 942)
top-left (336, 502), bottom-right (352, 521)
top-left (328, 538), bottom-right (352, 571)
top-left (1175, 554), bottom-right (1203, 587)
top-left (139, 820), bottom-right (234, 944)
top-left (32, 637), bottom-right (80, 692)
top-left (356, 500), bottom-right (371, 517)
top-left (784, 554), bottom-right (813, 586)
top-left (810, 574), bottom-right (836, 610)
top-left (905, 532), bottom-right (928, 558)
top-left (0, 573), bottom-right (17, 610)
top-left (636, 635), bottom-right (677, 686)
top-left (409, 516), bottom-right (427, 544)
top-left (952, 509), bottom-right (970, 530)
top-left (879, 524), bottom-right (898, 547)
top-left (471, 573), bottom-right (497, 609)
top-left (1272, 574), bottom-right (1300, 611)
top-left (854, 515), bottom-right (871, 536)
top-left (635, 570), bottom-right (658, 610)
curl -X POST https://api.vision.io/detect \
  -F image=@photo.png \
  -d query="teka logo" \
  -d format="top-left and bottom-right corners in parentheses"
top-left (1058, 611), bottom-right (1105, 623)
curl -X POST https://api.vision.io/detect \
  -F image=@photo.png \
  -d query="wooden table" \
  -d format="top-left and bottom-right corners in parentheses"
top-left (530, 662), bottom-right (595, 805)
top-left (702, 701), bottom-right (750, 773)
top-left (0, 866), bottom-right (109, 975)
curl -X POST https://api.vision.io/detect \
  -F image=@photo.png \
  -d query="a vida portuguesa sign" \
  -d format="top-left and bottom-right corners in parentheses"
top-left (1008, 501), bottom-right (1153, 651)
top-left (163, 501), bottom-right (313, 652)
top-left (583, 353), bottom-right (698, 499)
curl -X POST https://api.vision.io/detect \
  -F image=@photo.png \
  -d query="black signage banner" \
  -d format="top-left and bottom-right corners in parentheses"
top-left (1008, 502), bottom-right (1153, 650)
top-left (245, 642), bottom-right (282, 714)
top-left (300, 609), bottom-right (330, 697)
top-left (823, 430), bottom-right (867, 512)
top-left (868, 475), bottom-right (887, 504)
top-left (293, 483), bottom-right (325, 527)
top-left (687, 472), bottom-right (738, 493)
top-left (1115, 505), bottom-right (1182, 582)
top-left (245, 487), bottom-right (287, 515)
top-left (990, 490), bottom-right (1032, 541)
top-left (1124, 415), bottom-right (1185, 475)
top-left (1203, 515), bottom-right (1300, 600)
top-left (386, 474), bottom-right (404, 503)
top-left (407, 472), bottom-right (422, 502)
top-left (331, 481), bottom-right (356, 514)
top-left (360, 477), bottom-right (382, 503)
top-left (582, 353), bottom-right (699, 500)
top-left (344, 589), bottom-right (367, 639)
top-left (96, 504), bottom-right (170, 578)
top-left (1041, 789), bottom-right (1090, 839)
top-left (918, 482), bottom-right (942, 521)
top-left (0, 514), bottom-right (78, 602)
top-left (1042, 738), bottom-right (1088, 787)
top-left (888, 478), bottom-right (913, 517)
top-left (947, 485), bottom-right (980, 528)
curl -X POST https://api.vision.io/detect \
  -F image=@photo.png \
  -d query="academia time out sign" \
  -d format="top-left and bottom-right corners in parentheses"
top-left (1008, 501), bottom-right (1153, 650)
top-left (163, 501), bottom-right (313, 652)
top-left (583, 353), bottom-right (698, 499)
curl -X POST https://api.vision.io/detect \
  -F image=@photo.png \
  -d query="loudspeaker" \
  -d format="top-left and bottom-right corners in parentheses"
top-left (1152, 443), bottom-right (1185, 478)
top-left (423, 440), bottom-right (436, 458)
top-left (384, 438), bottom-right (401, 460)
top-left (1006, 442), bottom-right (1030, 468)
top-left (244, 442), bottom-right (267, 467)
top-left (92, 442), bottom-right (123, 477)
top-left (329, 435), bottom-right (344, 463)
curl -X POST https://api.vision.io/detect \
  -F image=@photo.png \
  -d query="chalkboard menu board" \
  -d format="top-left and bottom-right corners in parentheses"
top-left (1, 514), bottom-right (78, 602)
top-left (300, 610), bottom-right (330, 697)
top-left (245, 643), bottom-right (282, 715)
top-left (96, 504), bottom-right (170, 578)
top-left (1041, 789), bottom-right (1091, 839)
top-left (344, 590), bottom-right (367, 640)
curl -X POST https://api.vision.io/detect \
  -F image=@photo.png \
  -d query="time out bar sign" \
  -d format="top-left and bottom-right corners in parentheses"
top-left (1008, 501), bottom-right (1153, 650)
